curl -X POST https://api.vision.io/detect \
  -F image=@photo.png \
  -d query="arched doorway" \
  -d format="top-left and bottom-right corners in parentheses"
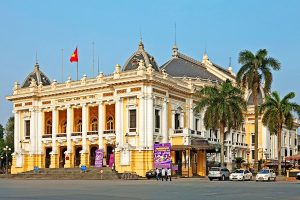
top-left (75, 146), bottom-right (82, 167)
top-left (45, 148), bottom-right (52, 168)
top-left (90, 146), bottom-right (98, 166)
top-left (106, 145), bottom-right (113, 166)
top-left (59, 147), bottom-right (67, 168)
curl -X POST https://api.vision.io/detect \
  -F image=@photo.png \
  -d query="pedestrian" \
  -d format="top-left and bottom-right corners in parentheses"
top-left (166, 168), bottom-right (172, 181)
top-left (155, 168), bottom-right (160, 181)
top-left (161, 168), bottom-right (166, 181)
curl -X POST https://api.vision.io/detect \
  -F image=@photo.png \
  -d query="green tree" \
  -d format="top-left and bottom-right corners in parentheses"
top-left (237, 49), bottom-right (280, 170)
top-left (194, 80), bottom-right (247, 167)
top-left (0, 124), bottom-right (4, 139)
top-left (259, 91), bottom-right (300, 176)
top-left (5, 117), bottom-right (14, 153)
top-left (234, 157), bottom-right (245, 169)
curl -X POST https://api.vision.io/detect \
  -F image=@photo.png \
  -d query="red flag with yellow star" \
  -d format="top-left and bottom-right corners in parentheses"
top-left (70, 47), bottom-right (78, 62)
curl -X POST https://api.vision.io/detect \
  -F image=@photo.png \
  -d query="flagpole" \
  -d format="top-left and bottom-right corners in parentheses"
top-left (97, 56), bottom-right (100, 75)
top-left (92, 41), bottom-right (95, 77)
top-left (77, 61), bottom-right (79, 80)
top-left (61, 48), bottom-right (64, 83)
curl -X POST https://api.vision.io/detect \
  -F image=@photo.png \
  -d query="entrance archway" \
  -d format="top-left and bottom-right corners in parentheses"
top-left (75, 146), bottom-right (82, 167)
top-left (59, 147), bottom-right (67, 168)
top-left (90, 146), bottom-right (98, 166)
top-left (45, 148), bottom-right (52, 168)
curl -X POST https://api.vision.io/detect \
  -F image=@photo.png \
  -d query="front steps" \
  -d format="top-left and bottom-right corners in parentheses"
top-left (9, 167), bottom-right (120, 180)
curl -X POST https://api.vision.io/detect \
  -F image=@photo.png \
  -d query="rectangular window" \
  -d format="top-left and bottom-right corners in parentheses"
top-left (295, 138), bottom-right (297, 146)
top-left (237, 134), bottom-right (239, 143)
top-left (251, 150), bottom-right (255, 160)
top-left (155, 109), bottom-right (160, 133)
top-left (290, 150), bottom-right (293, 156)
top-left (251, 134), bottom-right (255, 146)
top-left (129, 109), bottom-right (136, 132)
top-left (25, 120), bottom-right (30, 139)
top-left (174, 113), bottom-right (180, 129)
top-left (195, 118), bottom-right (199, 131)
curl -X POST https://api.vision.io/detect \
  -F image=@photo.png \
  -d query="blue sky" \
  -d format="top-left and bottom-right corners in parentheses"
top-left (1, 0), bottom-right (300, 125)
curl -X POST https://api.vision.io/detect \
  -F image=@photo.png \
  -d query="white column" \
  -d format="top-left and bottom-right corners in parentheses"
top-left (119, 98), bottom-right (124, 147)
top-left (81, 103), bottom-right (87, 152)
top-left (115, 98), bottom-right (121, 146)
top-left (162, 98), bottom-right (168, 143)
top-left (14, 111), bottom-right (20, 153)
top-left (30, 108), bottom-right (37, 154)
top-left (189, 99), bottom-right (194, 130)
top-left (52, 108), bottom-right (57, 154)
top-left (37, 109), bottom-right (43, 154)
top-left (98, 101), bottom-right (104, 149)
top-left (139, 95), bottom-right (145, 148)
top-left (147, 95), bottom-right (154, 149)
top-left (66, 105), bottom-right (72, 153)
top-left (171, 111), bottom-right (175, 130)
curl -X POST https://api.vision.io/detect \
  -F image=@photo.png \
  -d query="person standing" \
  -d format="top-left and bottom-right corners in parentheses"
top-left (161, 168), bottom-right (166, 181)
top-left (167, 168), bottom-right (172, 181)
top-left (155, 168), bottom-right (160, 181)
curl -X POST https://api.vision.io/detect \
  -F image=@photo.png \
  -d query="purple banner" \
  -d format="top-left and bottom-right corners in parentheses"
top-left (95, 149), bottom-right (104, 168)
top-left (109, 153), bottom-right (114, 168)
top-left (154, 143), bottom-right (171, 169)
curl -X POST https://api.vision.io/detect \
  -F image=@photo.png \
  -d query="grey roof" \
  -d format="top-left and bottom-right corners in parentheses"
top-left (161, 51), bottom-right (222, 82)
top-left (22, 63), bottom-right (51, 88)
top-left (211, 62), bottom-right (235, 78)
top-left (123, 41), bottom-right (159, 71)
top-left (247, 89), bottom-right (264, 105)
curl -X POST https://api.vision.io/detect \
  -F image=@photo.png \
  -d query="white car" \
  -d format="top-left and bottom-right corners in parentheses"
top-left (229, 169), bottom-right (252, 181)
top-left (256, 169), bottom-right (276, 181)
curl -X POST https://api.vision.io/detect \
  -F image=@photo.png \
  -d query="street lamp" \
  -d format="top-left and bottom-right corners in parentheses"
top-left (3, 146), bottom-right (11, 176)
top-left (0, 156), bottom-right (3, 171)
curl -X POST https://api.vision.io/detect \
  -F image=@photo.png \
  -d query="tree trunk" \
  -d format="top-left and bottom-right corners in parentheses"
top-left (220, 122), bottom-right (225, 167)
top-left (252, 85), bottom-right (259, 171)
top-left (277, 125), bottom-right (282, 176)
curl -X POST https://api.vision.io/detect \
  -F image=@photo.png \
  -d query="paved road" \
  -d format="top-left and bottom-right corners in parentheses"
top-left (0, 179), bottom-right (299, 200)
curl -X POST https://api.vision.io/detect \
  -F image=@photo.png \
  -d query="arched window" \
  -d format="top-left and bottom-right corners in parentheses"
top-left (91, 118), bottom-right (98, 131)
top-left (61, 120), bottom-right (67, 133)
top-left (106, 116), bottom-right (114, 130)
top-left (76, 120), bottom-right (82, 132)
top-left (46, 120), bottom-right (52, 134)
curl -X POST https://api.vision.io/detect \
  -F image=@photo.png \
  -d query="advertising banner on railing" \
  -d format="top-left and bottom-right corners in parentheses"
top-left (154, 143), bottom-right (171, 169)
top-left (95, 149), bottom-right (104, 168)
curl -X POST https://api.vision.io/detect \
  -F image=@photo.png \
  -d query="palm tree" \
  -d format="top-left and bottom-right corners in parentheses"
top-left (259, 91), bottom-right (300, 176)
top-left (237, 49), bottom-right (280, 170)
top-left (194, 80), bottom-right (247, 167)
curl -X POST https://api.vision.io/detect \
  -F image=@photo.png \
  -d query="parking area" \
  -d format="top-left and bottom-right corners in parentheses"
top-left (0, 179), bottom-right (299, 200)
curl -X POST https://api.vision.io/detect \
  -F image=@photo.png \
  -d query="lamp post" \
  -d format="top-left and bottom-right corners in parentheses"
top-left (0, 156), bottom-right (3, 171)
top-left (246, 149), bottom-right (250, 170)
top-left (3, 146), bottom-right (11, 176)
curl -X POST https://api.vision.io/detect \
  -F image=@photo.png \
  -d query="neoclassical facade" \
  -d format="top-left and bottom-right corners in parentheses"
top-left (7, 42), bottom-right (298, 176)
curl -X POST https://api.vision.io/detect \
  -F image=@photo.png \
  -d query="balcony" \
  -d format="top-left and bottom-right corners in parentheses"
top-left (56, 133), bottom-right (67, 137)
top-left (42, 134), bottom-right (52, 139)
top-left (71, 132), bottom-right (82, 137)
top-left (87, 131), bottom-right (98, 136)
top-left (103, 129), bottom-right (115, 134)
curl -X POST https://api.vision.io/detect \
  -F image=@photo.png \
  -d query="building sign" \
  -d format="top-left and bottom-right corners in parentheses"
top-left (95, 149), bottom-right (104, 168)
top-left (154, 143), bottom-right (171, 169)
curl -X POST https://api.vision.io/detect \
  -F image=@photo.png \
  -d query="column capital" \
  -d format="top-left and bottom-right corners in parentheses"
top-left (80, 102), bottom-right (87, 107)
top-left (66, 104), bottom-right (72, 109)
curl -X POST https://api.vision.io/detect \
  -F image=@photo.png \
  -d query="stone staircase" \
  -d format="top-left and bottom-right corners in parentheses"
top-left (9, 167), bottom-right (120, 180)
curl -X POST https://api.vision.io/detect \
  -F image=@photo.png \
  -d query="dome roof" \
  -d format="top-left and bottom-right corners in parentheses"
top-left (123, 41), bottom-right (159, 71)
top-left (21, 62), bottom-right (51, 88)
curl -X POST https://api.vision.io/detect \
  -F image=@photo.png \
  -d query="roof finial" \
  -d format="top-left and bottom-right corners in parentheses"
top-left (138, 28), bottom-right (144, 51)
top-left (139, 27), bottom-right (143, 43)
top-left (35, 50), bottom-right (38, 64)
top-left (228, 56), bottom-right (233, 73)
top-left (34, 50), bottom-right (39, 70)
top-left (174, 22), bottom-right (177, 46)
